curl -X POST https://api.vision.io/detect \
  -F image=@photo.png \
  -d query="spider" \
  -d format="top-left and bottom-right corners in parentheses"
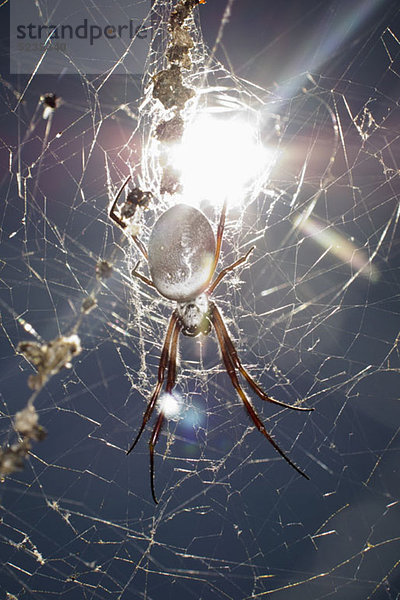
top-left (110, 194), bottom-right (313, 503)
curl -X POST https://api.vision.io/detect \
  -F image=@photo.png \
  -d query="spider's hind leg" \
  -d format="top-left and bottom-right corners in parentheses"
top-left (109, 175), bottom-right (132, 229)
top-left (109, 175), bottom-right (148, 260)
top-left (208, 246), bottom-right (255, 294)
top-left (131, 261), bottom-right (156, 290)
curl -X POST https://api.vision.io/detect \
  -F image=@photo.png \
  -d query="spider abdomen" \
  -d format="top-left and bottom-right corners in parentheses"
top-left (148, 204), bottom-right (216, 302)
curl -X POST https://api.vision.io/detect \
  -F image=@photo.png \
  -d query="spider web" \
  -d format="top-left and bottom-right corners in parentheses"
top-left (0, 1), bottom-right (399, 598)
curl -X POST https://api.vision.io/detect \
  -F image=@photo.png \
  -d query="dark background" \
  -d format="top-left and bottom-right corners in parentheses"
top-left (0, 1), bottom-right (399, 599)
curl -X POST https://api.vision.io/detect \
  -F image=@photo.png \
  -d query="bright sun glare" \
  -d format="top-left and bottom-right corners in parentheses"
top-left (171, 114), bottom-right (273, 208)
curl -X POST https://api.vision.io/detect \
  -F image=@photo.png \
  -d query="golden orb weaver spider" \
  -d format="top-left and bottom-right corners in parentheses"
top-left (110, 185), bottom-right (313, 503)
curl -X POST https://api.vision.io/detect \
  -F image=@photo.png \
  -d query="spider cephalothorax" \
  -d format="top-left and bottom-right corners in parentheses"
top-left (178, 293), bottom-right (211, 337)
top-left (110, 194), bottom-right (313, 503)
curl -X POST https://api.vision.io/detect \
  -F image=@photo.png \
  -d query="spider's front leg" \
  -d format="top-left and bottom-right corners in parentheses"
top-left (127, 311), bottom-right (178, 456)
top-left (212, 303), bottom-right (314, 413)
top-left (148, 317), bottom-right (181, 504)
top-left (209, 301), bottom-right (311, 480)
top-left (127, 310), bottom-right (181, 504)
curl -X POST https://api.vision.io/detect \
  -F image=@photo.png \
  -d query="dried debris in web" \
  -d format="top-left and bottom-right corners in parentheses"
top-left (0, 334), bottom-right (82, 478)
top-left (108, 1), bottom-right (204, 233)
top-left (17, 334), bottom-right (82, 391)
top-left (0, 402), bottom-right (46, 478)
top-left (154, 0), bottom-right (205, 194)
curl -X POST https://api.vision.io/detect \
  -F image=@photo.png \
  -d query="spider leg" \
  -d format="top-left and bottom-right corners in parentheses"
top-left (132, 237), bottom-right (149, 261)
top-left (132, 261), bottom-right (156, 289)
top-left (215, 199), bottom-right (227, 265)
top-left (109, 175), bottom-right (132, 229)
top-left (208, 246), bottom-right (255, 294)
top-left (109, 175), bottom-right (148, 260)
top-left (211, 303), bottom-right (313, 413)
top-left (207, 200), bottom-right (227, 285)
top-left (149, 318), bottom-right (181, 504)
top-left (209, 302), bottom-right (310, 480)
top-left (149, 412), bottom-right (164, 504)
top-left (127, 310), bottom-right (178, 456)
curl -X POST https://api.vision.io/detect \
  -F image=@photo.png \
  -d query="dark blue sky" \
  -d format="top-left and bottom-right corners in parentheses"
top-left (0, 1), bottom-right (399, 599)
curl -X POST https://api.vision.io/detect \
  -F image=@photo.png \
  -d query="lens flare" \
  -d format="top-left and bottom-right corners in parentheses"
top-left (294, 213), bottom-right (379, 281)
top-left (158, 392), bottom-right (182, 420)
